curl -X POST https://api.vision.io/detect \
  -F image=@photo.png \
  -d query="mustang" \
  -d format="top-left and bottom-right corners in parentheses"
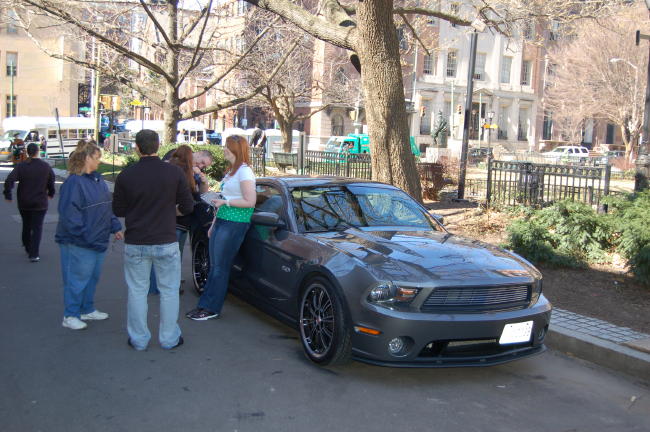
top-left (191, 177), bottom-right (552, 367)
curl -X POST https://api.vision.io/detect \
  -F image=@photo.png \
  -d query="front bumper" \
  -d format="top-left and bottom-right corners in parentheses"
top-left (350, 295), bottom-right (552, 367)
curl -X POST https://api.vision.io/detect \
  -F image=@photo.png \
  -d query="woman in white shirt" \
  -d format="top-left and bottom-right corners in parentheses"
top-left (186, 135), bottom-right (256, 321)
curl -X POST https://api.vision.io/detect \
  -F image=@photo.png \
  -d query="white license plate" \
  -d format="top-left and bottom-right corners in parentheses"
top-left (499, 321), bottom-right (533, 345)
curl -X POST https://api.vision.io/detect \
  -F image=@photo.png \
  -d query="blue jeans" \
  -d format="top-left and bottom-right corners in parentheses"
top-left (148, 228), bottom-right (187, 295)
top-left (124, 243), bottom-right (182, 350)
top-left (60, 243), bottom-right (106, 318)
top-left (198, 219), bottom-right (250, 314)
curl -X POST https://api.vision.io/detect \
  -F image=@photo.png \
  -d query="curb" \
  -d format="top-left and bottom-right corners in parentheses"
top-left (546, 324), bottom-right (650, 383)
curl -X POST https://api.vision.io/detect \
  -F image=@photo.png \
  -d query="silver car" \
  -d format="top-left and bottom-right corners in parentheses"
top-left (191, 177), bottom-right (552, 367)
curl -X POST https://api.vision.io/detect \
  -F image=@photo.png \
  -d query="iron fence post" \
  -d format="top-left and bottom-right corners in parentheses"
top-left (602, 164), bottom-right (611, 213)
top-left (486, 158), bottom-right (493, 207)
top-left (345, 152), bottom-right (350, 177)
top-left (298, 133), bottom-right (305, 175)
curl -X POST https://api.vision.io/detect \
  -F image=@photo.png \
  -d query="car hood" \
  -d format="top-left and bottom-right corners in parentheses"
top-left (311, 229), bottom-right (541, 285)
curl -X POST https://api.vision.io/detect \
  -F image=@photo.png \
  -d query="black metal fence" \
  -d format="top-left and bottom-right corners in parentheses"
top-left (302, 151), bottom-right (373, 179)
top-left (485, 160), bottom-right (611, 210)
top-left (249, 147), bottom-right (266, 177)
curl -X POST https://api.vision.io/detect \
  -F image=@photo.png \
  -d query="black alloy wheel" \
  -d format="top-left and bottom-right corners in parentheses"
top-left (192, 236), bottom-right (209, 296)
top-left (299, 277), bottom-right (351, 366)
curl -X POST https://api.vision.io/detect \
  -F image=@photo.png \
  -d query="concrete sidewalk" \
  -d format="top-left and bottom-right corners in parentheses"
top-left (51, 167), bottom-right (650, 382)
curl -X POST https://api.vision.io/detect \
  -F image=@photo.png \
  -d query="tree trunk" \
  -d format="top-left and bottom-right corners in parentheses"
top-left (280, 120), bottom-right (294, 152)
top-left (162, 0), bottom-right (180, 145)
top-left (355, 0), bottom-right (422, 201)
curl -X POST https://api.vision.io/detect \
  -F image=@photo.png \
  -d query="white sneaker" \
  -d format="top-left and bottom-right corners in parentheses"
top-left (80, 310), bottom-right (109, 321)
top-left (62, 316), bottom-right (88, 330)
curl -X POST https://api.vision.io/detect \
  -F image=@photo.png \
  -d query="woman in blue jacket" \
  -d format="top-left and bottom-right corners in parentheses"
top-left (55, 140), bottom-right (123, 331)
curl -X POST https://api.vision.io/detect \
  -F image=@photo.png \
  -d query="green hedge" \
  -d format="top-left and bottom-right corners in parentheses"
top-left (503, 193), bottom-right (650, 286)
top-left (124, 143), bottom-right (228, 182)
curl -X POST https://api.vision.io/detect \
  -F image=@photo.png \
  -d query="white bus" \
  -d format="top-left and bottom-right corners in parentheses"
top-left (124, 119), bottom-right (207, 143)
top-left (0, 116), bottom-right (96, 160)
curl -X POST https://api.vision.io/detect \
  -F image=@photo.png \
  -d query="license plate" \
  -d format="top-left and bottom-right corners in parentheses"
top-left (499, 321), bottom-right (533, 345)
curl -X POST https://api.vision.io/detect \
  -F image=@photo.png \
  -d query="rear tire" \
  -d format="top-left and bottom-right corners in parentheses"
top-left (192, 235), bottom-right (209, 296)
top-left (299, 277), bottom-right (351, 366)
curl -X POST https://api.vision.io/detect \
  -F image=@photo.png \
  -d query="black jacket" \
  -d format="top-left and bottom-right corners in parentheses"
top-left (3, 158), bottom-right (55, 210)
top-left (112, 156), bottom-right (194, 245)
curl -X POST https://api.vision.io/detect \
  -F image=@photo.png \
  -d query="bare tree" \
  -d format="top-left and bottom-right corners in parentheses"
top-left (546, 4), bottom-right (650, 157)
top-left (8, 0), bottom-right (287, 143)
top-left (242, 0), bottom-right (626, 199)
top-left (230, 10), bottom-right (362, 151)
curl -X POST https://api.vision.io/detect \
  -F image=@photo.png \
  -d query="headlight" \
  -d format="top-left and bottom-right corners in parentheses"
top-left (367, 282), bottom-right (420, 305)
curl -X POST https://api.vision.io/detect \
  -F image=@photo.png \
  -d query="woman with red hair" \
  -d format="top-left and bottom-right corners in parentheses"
top-left (186, 135), bottom-right (256, 320)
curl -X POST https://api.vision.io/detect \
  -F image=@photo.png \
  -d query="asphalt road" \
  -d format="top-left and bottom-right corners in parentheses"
top-left (1, 165), bottom-right (649, 432)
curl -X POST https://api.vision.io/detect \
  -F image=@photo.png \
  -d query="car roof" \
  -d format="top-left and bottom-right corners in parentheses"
top-left (257, 176), bottom-right (399, 189)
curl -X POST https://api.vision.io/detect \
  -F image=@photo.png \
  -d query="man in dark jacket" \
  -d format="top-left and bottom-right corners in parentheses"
top-left (113, 129), bottom-right (194, 351)
top-left (3, 143), bottom-right (55, 262)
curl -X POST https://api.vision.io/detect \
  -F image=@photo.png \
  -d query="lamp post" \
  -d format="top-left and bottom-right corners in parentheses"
top-left (634, 0), bottom-right (650, 190)
top-left (487, 111), bottom-right (494, 159)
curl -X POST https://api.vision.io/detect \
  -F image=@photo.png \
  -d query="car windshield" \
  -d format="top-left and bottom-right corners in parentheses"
top-left (324, 138), bottom-right (342, 152)
top-left (1, 130), bottom-right (26, 141)
top-left (551, 148), bottom-right (566, 153)
top-left (290, 185), bottom-right (441, 233)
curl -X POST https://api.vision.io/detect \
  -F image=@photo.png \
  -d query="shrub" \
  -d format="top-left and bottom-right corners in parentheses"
top-left (503, 200), bottom-right (614, 268)
top-left (604, 191), bottom-right (650, 285)
top-left (124, 143), bottom-right (228, 182)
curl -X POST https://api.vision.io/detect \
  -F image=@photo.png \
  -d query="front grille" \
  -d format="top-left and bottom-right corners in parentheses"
top-left (420, 285), bottom-right (531, 313)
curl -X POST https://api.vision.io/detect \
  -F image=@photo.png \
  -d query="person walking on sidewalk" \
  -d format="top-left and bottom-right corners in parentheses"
top-left (55, 140), bottom-right (123, 331)
top-left (113, 129), bottom-right (194, 350)
top-left (186, 135), bottom-right (256, 321)
top-left (3, 143), bottom-right (56, 262)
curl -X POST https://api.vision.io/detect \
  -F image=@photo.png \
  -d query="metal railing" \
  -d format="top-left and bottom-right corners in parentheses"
top-left (303, 151), bottom-right (372, 179)
top-left (486, 160), bottom-right (611, 211)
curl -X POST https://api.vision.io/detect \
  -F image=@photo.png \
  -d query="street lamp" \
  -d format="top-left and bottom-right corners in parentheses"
top-left (609, 58), bottom-right (639, 152)
top-left (487, 111), bottom-right (495, 159)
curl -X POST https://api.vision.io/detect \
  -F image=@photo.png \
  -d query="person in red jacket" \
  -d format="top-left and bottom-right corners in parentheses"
top-left (3, 143), bottom-right (56, 262)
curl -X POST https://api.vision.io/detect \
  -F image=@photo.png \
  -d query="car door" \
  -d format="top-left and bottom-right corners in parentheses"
top-left (238, 183), bottom-right (303, 312)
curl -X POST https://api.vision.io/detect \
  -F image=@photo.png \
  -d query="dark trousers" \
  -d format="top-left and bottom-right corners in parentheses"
top-left (19, 209), bottom-right (46, 259)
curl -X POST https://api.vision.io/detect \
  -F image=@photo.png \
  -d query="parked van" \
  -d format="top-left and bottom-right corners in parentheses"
top-left (0, 116), bottom-right (96, 160)
top-left (324, 133), bottom-right (421, 157)
top-left (124, 119), bottom-right (207, 143)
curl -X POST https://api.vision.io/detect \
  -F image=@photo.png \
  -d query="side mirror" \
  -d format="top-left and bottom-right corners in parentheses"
top-left (251, 211), bottom-right (286, 229)
top-left (431, 213), bottom-right (444, 225)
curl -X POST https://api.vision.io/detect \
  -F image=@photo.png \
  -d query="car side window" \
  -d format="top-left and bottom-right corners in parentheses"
top-left (255, 185), bottom-right (285, 216)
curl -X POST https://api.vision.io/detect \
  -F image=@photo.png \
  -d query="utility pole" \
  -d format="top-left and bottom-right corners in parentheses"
top-left (635, 2), bottom-right (650, 190)
top-left (9, 59), bottom-right (15, 116)
top-left (92, 41), bottom-right (101, 144)
top-left (457, 30), bottom-right (479, 200)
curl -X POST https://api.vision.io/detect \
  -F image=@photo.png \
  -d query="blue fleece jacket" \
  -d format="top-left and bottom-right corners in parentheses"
top-left (55, 172), bottom-right (122, 252)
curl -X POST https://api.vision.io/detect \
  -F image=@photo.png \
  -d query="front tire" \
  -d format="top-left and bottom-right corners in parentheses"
top-left (299, 277), bottom-right (351, 366)
top-left (192, 235), bottom-right (209, 296)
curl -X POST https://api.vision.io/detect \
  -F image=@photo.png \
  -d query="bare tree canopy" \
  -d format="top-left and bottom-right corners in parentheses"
top-left (6, 0), bottom-right (291, 143)
top-left (546, 3), bottom-right (650, 157)
top-left (242, 0), bottom-right (628, 199)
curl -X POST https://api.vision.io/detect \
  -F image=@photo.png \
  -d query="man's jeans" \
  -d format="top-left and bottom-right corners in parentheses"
top-left (124, 243), bottom-right (182, 350)
top-left (60, 243), bottom-right (106, 318)
top-left (148, 228), bottom-right (187, 295)
top-left (198, 219), bottom-right (250, 314)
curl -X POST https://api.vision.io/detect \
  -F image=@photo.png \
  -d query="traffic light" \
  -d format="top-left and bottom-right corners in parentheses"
top-left (420, 105), bottom-right (426, 117)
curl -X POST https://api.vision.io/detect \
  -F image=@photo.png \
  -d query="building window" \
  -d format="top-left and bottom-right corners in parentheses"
top-left (542, 111), bottom-right (553, 140)
top-left (520, 60), bottom-right (531, 86)
top-left (423, 54), bottom-right (435, 75)
top-left (419, 100), bottom-right (432, 135)
top-left (500, 56), bottom-right (512, 84)
top-left (6, 95), bottom-right (17, 117)
top-left (331, 114), bottom-right (344, 136)
top-left (446, 51), bottom-right (457, 78)
top-left (6, 52), bottom-right (17, 76)
top-left (474, 53), bottom-right (486, 80)
top-left (237, 0), bottom-right (248, 15)
top-left (606, 124), bottom-right (615, 144)
top-left (497, 109), bottom-right (508, 140)
top-left (7, 9), bottom-right (19, 34)
top-left (450, 3), bottom-right (460, 27)
top-left (523, 22), bottom-right (535, 41)
top-left (396, 27), bottom-right (408, 50)
top-left (518, 108), bottom-right (529, 141)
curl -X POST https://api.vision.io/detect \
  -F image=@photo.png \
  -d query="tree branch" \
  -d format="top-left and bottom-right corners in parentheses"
top-left (138, 0), bottom-right (173, 49)
top-left (397, 12), bottom-right (430, 55)
top-left (393, 7), bottom-right (472, 27)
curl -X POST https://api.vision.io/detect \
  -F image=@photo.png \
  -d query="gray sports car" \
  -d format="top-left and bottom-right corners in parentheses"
top-left (191, 176), bottom-right (552, 367)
